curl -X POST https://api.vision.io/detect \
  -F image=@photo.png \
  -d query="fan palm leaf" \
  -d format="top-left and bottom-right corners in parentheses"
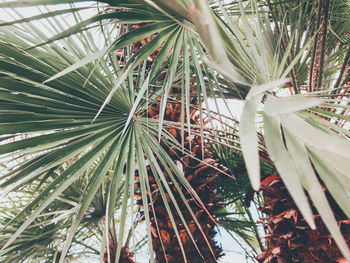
top-left (0, 6), bottom-right (209, 262)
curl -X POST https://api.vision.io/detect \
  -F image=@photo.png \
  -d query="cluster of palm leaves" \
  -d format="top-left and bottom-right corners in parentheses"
top-left (0, 0), bottom-right (349, 262)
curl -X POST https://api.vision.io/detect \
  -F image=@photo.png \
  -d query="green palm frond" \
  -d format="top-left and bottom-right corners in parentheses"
top-left (0, 6), bottom-right (209, 262)
top-left (0, 166), bottom-right (145, 263)
top-left (190, 1), bottom-right (350, 260)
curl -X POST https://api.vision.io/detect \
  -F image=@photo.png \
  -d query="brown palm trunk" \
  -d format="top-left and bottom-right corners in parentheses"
top-left (103, 243), bottom-right (135, 263)
top-left (135, 101), bottom-right (224, 262)
top-left (257, 176), bottom-right (350, 263)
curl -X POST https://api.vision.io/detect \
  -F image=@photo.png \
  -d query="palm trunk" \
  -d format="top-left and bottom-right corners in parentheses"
top-left (135, 101), bottom-right (224, 262)
top-left (257, 176), bottom-right (350, 263)
top-left (103, 243), bottom-right (135, 263)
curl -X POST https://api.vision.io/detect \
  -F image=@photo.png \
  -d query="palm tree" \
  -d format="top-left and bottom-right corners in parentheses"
top-left (210, 129), bottom-right (271, 260)
top-left (257, 174), bottom-right (350, 263)
top-left (0, 0), bottom-right (349, 262)
top-left (134, 97), bottom-right (226, 262)
top-left (0, 163), bottom-right (141, 263)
